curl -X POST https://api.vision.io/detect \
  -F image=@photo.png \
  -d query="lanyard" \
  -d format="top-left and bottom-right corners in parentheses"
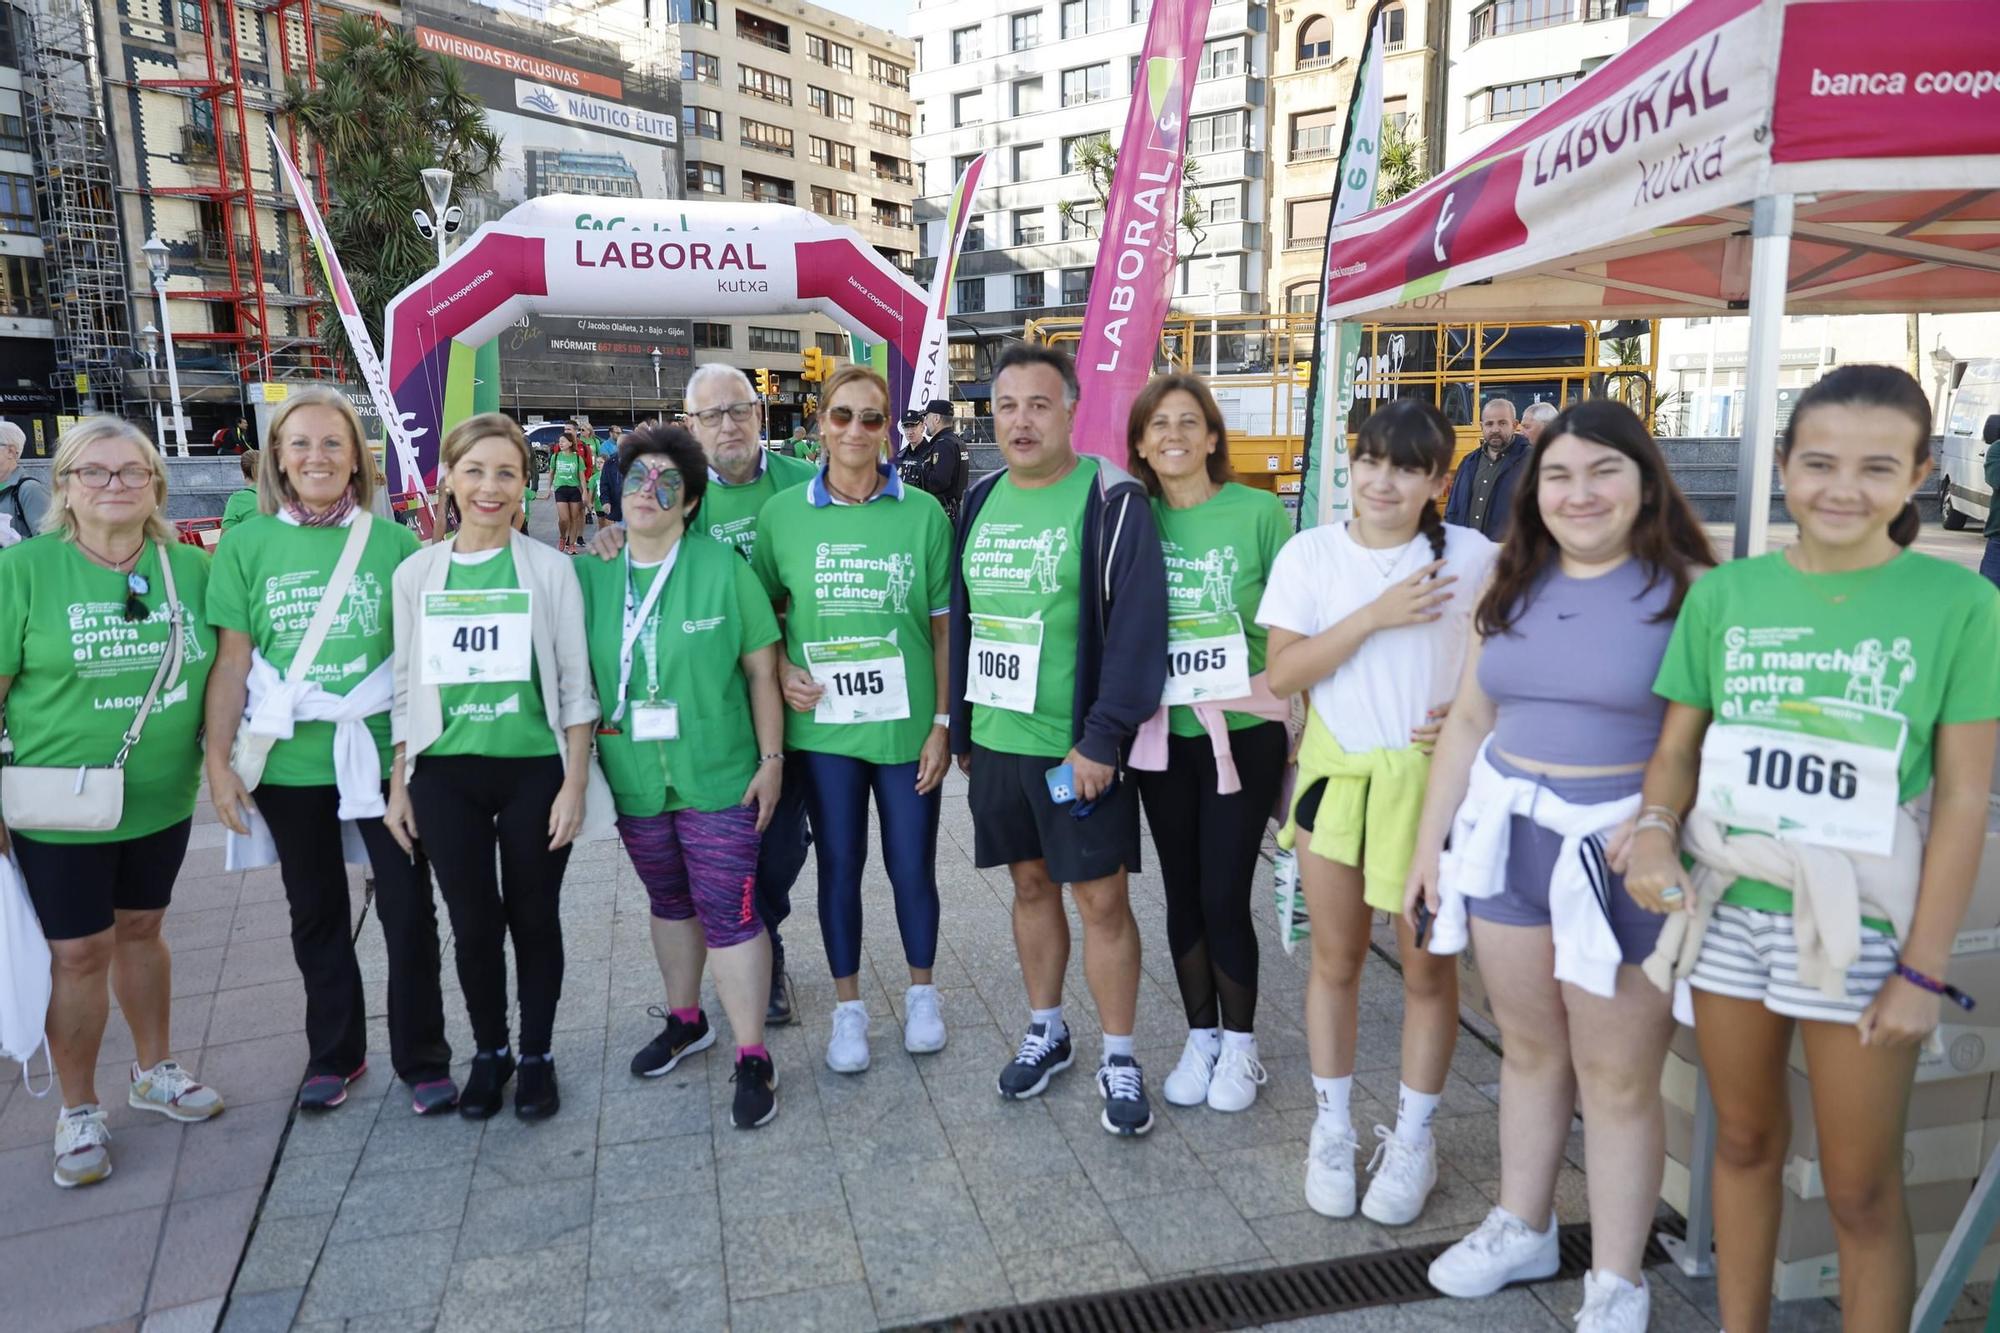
top-left (613, 545), bottom-right (678, 723)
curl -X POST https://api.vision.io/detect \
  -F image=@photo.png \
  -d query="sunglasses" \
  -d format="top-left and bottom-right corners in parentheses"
top-left (825, 406), bottom-right (888, 428)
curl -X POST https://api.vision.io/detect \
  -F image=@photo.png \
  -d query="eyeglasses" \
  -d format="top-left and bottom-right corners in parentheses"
top-left (689, 401), bottom-right (759, 428)
top-left (65, 464), bottom-right (155, 490)
top-left (825, 406), bottom-right (888, 429)
top-left (623, 464), bottom-right (685, 496)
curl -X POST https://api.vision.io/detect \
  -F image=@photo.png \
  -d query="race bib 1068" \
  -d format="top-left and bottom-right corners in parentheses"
top-left (805, 636), bottom-right (911, 726)
top-left (421, 589), bottom-right (532, 686)
top-left (1162, 611), bottom-right (1251, 707)
top-left (1696, 699), bottom-right (1907, 856)
top-left (967, 613), bottom-right (1043, 714)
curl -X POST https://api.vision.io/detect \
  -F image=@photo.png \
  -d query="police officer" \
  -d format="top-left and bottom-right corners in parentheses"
top-left (898, 398), bottom-right (967, 520)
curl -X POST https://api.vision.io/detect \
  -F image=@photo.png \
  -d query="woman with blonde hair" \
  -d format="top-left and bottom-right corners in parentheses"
top-left (204, 385), bottom-right (454, 1114)
top-left (0, 417), bottom-right (223, 1187)
top-left (387, 413), bottom-right (598, 1119)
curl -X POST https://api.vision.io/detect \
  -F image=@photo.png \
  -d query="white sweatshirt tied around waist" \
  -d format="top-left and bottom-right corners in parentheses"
top-left (1428, 739), bottom-right (1640, 999)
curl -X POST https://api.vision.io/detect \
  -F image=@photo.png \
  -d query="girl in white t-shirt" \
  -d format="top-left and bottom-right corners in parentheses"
top-left (1258, 400), bottom-right (1497, 1227)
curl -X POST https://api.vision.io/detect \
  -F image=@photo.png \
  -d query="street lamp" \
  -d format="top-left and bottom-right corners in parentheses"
top-left (412, 167), bottom-right (463, 268)
top-left (142, 235), bottom-right (189, 457)
top-left (139, 324), bottom-right (164, 452)
top-left (1207, 275), bottom-right (1223, 379)
top-left (650, 346), bottom-right (663, 422)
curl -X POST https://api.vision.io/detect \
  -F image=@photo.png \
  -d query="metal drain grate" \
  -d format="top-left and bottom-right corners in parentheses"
top-left (897, 1218), bottom-right (1685, 1333)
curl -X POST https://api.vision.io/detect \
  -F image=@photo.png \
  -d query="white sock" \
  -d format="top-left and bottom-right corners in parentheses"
top-left (1312, 1074), bottom-right (1352, 1136)
top-left (836, 999), bottom-right (868, 1015)
top-left (1220, 1029), bottom-right (1256, 1053)
top-left (1102, 1032), bottom-right (1134, 1064)
top-left (1395, 1082), bottom-right (1442, 1145)
top-left (1030, 1005), bottom-right (1066, 1041)
top-left (1189, 1027), bottom-right (1221, 1057)
top-left (61, 1102), bottom-right (98, 1117)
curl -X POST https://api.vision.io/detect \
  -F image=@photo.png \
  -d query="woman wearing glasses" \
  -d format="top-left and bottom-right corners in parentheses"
top-left (387, 414), bottom-right (598, 1120)
top-left (0, 418), bottom-right (223, 1187)
top-left (574, 423), bottom-right (789, 1128)
top-left (749, 365), bottom-right (953, 1072)
top-left (204, 386), bottom-right (454, 1115)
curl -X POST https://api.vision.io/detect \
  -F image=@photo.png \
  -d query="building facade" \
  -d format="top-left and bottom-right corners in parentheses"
top-left (675, 0), bottom-right (914, 427)
top-left (1441, 0), bottom-right (1660, 165)
top-left (0, 2), bottom-right (59, 449)
top-left (909, 0), bottom-right (1272, 386)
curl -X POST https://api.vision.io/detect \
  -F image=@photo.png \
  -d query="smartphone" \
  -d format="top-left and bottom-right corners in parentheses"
top-left (1072, 774), bottom-right (1118, 820)
top-left (1044, 763), bottom-right (1077, 805)
top-left (1414, 899), bottom-right (1433, 949)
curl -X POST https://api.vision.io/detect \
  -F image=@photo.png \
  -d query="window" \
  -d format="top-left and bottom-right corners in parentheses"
top-left (1586, 0), bottom-right (1649, 17)
top-left (808, 137), bottom-right (855, 170)
top-left (692, 322), bottom-right (732, 349)
top-left (1010, 10), bottom-right (1040, 49)
top-left (871, 105), bottom-right (911, 136)
top-left (964, 220), bottom-right (985, 252)
top-left (1291, 108), bottom-right (1338, 161)
top-left (1199, 186), bottom-right (1241, 224)
top-left (1061, 268), bottom-right (1092, 305)
top-left (953, 91), bottom-right (982, 127)
top-left (1297, 15), bottom-right (1332, 66)
top-left (1285, 282), bottom-right (1318, 314)
top-left (682, 106), bottom-right (721, 140)
top-left (739, 66), bottom-right (791, 103)
top-left (1383, 3), bottom-right (1407, 49)
top-left (1061, 0), bottom-right (1110, 37)
top-left (1062, 203), bottom-right (1100, 238)
top-left (178, 0), bottom-right (203, 31)
top-left (869, 152), bottom-right (909, 182)
top-left (1012, 77), bottom-right (1043, 116)
top-left (1187, 111), bottom-right (1244, 154)
top-left (1011, 144), bottom-right (1041, 181)
top-left (736, 12), bottom-right (789, 52)
top-left (955, 278), bottom-right (985, 314)
top-left (809, 186), bottom-right (855, 218)
top-left (1014, 273), bottom-right (1043, 308)
top-left (1013, 210), bottom-right (1045, 245)
top-left (685, 162), bottom-right (724, 195)
top-left (869, 56), bottom-right (909, 89)
top-left (0, 113), bottom-right (24, 154)
top-left (953, 152), bottom-right (979, 179)
top-left (1384, 95), bottom-right (1410, 133)
top-left (1477, 73), bottom-right (1578, 123)
top-left (808, 87), bottom-right (853, 120)
top-left (741, 169), bottom-right (794, 205)
top-left (952, 25), bottom-right (982, 62)
top-left (1061, 64), bottom-right (1109, 107)
top-left (0, 254), bottom-right (47, 318)
top-left (1197, 39), bottom-right (1242, 81)
top-left (748, 326), bottom-right (801, 354)
top-left (670, 0), bottom-right (718, 25)
top-left (1061, 134), bottom-right (1098, 172)
top-left (1470, 0), bottom-right (1571, 43)
top-left (740, 119), bottom-right (794, 156)
top-left (877, 247), bottom-right (914, 272)
top-left (0, 173), bottom-right (33, 235)
top-left (872, 199), bottom-right (914, 228)
top-left (807, 34), bottom-right (854, 68)
top-left (1287, 196), bottom-right (1331, 248)
top-left (815, 332), bottom-right (844, 356)
top-left (681, 51), bottom-right (719, 82)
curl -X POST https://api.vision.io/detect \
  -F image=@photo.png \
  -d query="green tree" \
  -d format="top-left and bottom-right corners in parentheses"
top-left (1375, 117), bottom-right (1432, 206)
top-left (1053, 135), bottom-right (1208, 261)
top-left (282, 16), bottom-right (501, 379)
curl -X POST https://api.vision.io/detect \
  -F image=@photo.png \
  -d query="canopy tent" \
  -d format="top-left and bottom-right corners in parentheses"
top-left (1312, 0), bottom-right (2000, 554)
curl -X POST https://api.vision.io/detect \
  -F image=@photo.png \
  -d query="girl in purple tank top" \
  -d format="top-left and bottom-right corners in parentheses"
top-left (1404, 401), bottom-right (1712, 1329)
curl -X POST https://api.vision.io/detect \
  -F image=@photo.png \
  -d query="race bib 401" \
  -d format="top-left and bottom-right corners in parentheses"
top-left (421, 589), bottom-right (532, 685)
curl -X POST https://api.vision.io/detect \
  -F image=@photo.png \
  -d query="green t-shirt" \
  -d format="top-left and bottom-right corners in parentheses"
top-left (1155, 483), bottom-right (1292, 737)
top-left (551, 452), bottom-right (583, 490)
top-left (0, 536), bottom-right (218, 843)
top-left (221, 488), bottom-right (259, 531)
top-left (750, 477), bottom-right (952, 764)
top-left (1654, 549), bottom-right (2000, 915)
top-left (699, 451), bottom-right (818, 560)
top-left (427, 547), bottom-right (557, 760)
top-left (962, 459), bottom-right (1095, 758)
top-left (207, 514), bottom-right (419, 787)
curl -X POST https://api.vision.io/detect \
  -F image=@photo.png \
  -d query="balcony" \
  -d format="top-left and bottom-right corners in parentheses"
top-left (192, 231), bottom-right (252, 267)
top-left (743, 184), bottom-right (795, 206)
top-left (871, 211), bottom-right (914, 231)
top-left (1286, 232), bottom-right (1327, 251)
top-left (180, 125), bottom-right (242, 164)
top-left (738, 81), bottom-right (792, 105)
top-left (740, 134), bottom-right (794, 158)
top-left (870, 117), bottom-right (912, 138)
top-left (1289, 135), bottom-right (1336, 163)
top-left (736, 14), bottom-right (790, 52)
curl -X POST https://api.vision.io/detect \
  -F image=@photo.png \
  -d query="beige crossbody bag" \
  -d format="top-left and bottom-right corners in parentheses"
top-left (0, 543), bottom-right (185, 832)
top-left (228, 512), bottom-right (374, 792)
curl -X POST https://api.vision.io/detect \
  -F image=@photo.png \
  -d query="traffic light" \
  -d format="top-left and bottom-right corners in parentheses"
top-left (801, 347), bottom-right (829, 383)
top-left (754, 367), bottom-right (774, 396)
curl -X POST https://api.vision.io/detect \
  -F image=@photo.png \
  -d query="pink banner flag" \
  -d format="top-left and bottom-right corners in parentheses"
top-left (1069, 0), bottom-right (1213, 461)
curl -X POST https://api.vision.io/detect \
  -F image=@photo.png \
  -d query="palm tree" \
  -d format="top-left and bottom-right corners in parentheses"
top-left (282, 16), bottom-right (501, 379)
top-left (1375, 118), bottom-right (1431, 206)
top-left (1053, 135), bottom-right (1208, 262)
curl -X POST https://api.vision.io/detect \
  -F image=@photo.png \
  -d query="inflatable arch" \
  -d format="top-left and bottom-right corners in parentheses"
top-left (383, 196), bottom-right (933, 489)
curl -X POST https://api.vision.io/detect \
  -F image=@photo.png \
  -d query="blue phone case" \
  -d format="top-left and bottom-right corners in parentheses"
top-left (1044, 763), bottom-right (1076, 805)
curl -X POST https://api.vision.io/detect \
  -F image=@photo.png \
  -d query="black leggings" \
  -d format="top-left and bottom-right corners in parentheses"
top-left (254, 782), bottom-right (451, 1083)
top-left (408, 754), bottom-right (573, 1057)
top-left (1135, 721), bottom-right (1288, 1033)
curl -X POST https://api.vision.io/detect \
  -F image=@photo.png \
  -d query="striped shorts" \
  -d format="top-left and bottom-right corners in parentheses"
top-left (1687, 902), bottom-right (1899, 1024)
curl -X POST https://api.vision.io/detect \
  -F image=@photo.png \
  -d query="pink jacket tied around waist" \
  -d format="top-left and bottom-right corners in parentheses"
top-left (1129, 672), bottom-right (1291, 794)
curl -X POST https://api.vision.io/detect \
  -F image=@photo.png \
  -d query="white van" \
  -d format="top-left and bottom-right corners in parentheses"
top-left (1938, 359), bottom-right (2000, 531)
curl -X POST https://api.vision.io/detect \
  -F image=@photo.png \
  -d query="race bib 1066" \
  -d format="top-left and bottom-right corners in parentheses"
top-left (421, 590), bottom-right (532, 686)
top-left (1696, 699), bottom-right (1907, 856)
top-left (1162, 611), bottom-right (1251, 707)
top-left (805, 636), bottom-right (911, 726)
top-left (967, 613), bottom-right (1043, 714)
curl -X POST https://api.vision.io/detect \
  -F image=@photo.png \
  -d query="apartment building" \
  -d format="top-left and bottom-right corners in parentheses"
top-left (677, 0), bottom-right (915, 420)
top-left (0, 2), bottom-right (59, 446)
top-left (1268, 0), bottom-right (1445, 318)
top-left (1442, 0), bottom-right (1660, 164)
top-left (909, 0), bottom-right (1272, 383)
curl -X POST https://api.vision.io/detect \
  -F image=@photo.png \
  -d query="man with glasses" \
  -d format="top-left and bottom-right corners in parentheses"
top-left (0, 421), bottom-right (48, 548)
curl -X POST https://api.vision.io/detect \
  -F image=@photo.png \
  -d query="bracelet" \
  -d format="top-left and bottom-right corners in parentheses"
top-left (932, 713), bottom-right (950, 728)
top-left (1895, 963), bottom-right (1977, 1011)
top-left (1633, 815), bottom-right (1680, 839)
top-left (759, 752), bottom-right (785, 765)
top-left (1639, 804), bottom-right (1683, 831)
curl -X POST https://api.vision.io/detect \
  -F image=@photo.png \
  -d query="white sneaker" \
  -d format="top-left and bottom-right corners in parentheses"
top-left (1575, 1270), bottom-right (1649, 1333)
top-left (53, 1105), bottom-right (112, 1189)
top-left (903, 985), bottom-right (946, 1053)
top-left (1161, 1033), bottom-right (1216, 1107)
top-left (1360, 1125), bottom-right (1438, 1225)
top-left (1428, 1206), bottom-right (1561, 1298)
top-left (1206, 1044), bottom-right (1266, 1113)
top-left (826, 1001), bottom-right (871, 1073)
top-left (129, 1059), bottom-right (225, 1122)
top-left (1304, 1120), bottom-right (1358, 1218)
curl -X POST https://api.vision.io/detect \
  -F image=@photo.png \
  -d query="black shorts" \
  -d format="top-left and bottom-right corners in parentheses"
top-left (967, 745), bottom-right (1141, 884)
top-left (553, 485), bottom-right (584, 503)
top-left (16, 818), bottom-right (193, 940)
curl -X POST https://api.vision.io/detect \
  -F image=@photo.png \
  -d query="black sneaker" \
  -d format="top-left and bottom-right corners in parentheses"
top-left (630, 1006), bottom-right (717, 1078)
top-left (458, 1051), bottom-right (515, 1120)
top-left (996, 1023), bottom-right (1073, 1100)
top-left (765, 967), bottom-right (795, 1027)
top-left (1097, 1054), bottom-right (1154, 1137)
top-left (514, 1056), bottom-right (560, 1120)
top-left (730, 1052), bottom-right (779, 1128)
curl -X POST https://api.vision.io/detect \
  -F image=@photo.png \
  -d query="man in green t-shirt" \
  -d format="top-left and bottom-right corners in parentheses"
top-left (947, 343), bottom-right (1169, 1137)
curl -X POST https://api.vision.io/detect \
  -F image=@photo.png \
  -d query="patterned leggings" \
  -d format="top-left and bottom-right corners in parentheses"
top-left (617, 805), bottom-right (764, 948)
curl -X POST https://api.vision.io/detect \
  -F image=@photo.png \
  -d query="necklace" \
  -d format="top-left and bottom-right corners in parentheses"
top-left (75, 534), bottom-right (144, 573)
top-left (826, 470), bottom-right (884, 506)
top-left (1785, 545), bottom-right (1898, 605)
top-left (1350, 524), bottom-right (1415, 580)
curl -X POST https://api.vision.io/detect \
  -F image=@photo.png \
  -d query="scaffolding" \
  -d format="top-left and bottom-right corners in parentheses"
top-left (22, 0), bottom-right (130, 414)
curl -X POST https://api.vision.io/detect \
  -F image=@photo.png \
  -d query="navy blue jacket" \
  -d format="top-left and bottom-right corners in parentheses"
top-left (948, 457), bottom-right (1167, 767)
top-left (1444, 434), bottom-right (1529, 539)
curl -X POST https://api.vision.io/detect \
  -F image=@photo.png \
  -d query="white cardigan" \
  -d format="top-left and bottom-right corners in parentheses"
top-left (391, 530), bottom-right (599, 776)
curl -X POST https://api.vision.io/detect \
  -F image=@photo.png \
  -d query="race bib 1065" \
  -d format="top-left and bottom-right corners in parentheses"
top-left (1162, 611), bottom-right (1251, 707)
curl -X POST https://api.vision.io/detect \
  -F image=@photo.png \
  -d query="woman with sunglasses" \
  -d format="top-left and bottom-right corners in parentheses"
top-left (750, 365), bottom-right (953, 1072)
top-left (0, 417), bottom-right (224, 1188)
top-left (575, 423), bottom-right (789, 1128)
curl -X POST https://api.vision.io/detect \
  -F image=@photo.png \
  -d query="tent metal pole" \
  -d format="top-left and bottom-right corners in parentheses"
top-left (1732, 194), bottom-right (1795, 559)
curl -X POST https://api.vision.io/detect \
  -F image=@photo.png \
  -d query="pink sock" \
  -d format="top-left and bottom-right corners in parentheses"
top-left (671, 1007), bottom-right (700, 1025)
top-left (736, 1044), bottom-right (769, 1062)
